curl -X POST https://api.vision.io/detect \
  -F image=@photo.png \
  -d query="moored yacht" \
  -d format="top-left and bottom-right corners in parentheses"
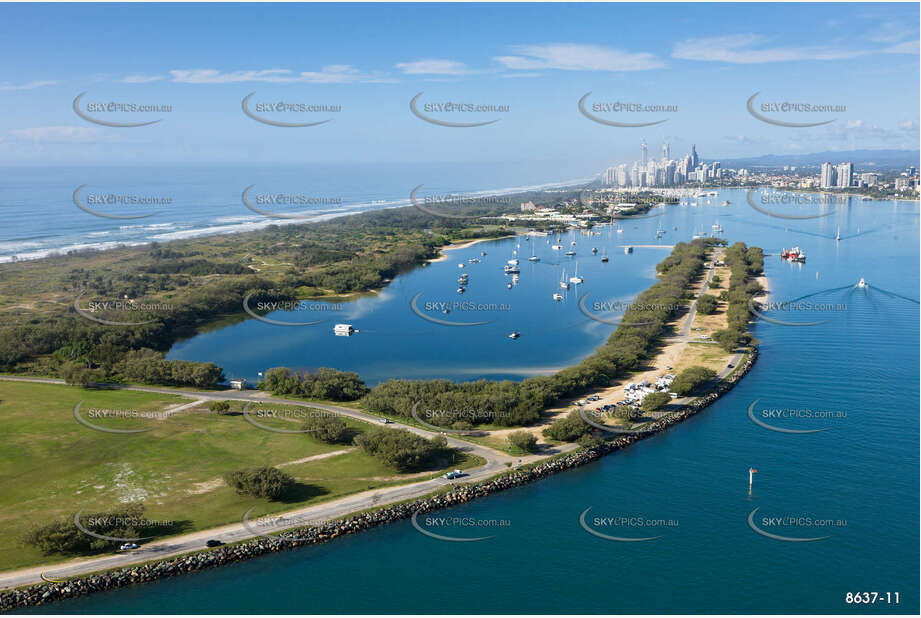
top-left (569, 263), bottom-right (584, 284)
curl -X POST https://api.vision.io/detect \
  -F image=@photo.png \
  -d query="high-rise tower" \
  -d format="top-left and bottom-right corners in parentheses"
top-left (641, 139), bottom-right (648, 166)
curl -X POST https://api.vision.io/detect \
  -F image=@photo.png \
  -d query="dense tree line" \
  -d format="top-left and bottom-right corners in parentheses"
top-left (141, 259), bottom-right (250, 276)
top-left (262, 367), bottom-right (369, 401)
top-left (0, 193), bottom-right (532, 386)
top-left (712, 242), bottom-right (764, 352)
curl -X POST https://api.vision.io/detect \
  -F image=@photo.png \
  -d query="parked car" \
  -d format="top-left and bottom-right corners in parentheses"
top-left (119, 543), bottom-right (139, 551)
top-left (380, 417), bottom-right (393, 424)
top-left (206, 539), bottom-right (224, 548)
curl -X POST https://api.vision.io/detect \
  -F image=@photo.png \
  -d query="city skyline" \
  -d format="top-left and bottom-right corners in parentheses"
top-left (602, 138), bottom-right (918, 191)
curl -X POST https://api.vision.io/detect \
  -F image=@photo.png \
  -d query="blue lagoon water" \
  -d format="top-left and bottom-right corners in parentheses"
top-left (18, 187), bottom-right (921, 614)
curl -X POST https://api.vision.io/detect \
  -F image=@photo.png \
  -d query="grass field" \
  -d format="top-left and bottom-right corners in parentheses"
top-left (0, 381), bottom-right (480, 571)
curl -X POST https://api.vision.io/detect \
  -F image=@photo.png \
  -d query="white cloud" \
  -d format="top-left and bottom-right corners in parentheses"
top-left (883, 40), bottom-right (920, 54)
top-left (395, 59), bottom-right (472, 75)
top-left (494, 43), bottom-right (664, 72)
top-left (9, 126), bottom-right (107, 143)
top-left (781, 118), bottom-right (921, 150)
top-left (121, 74), bottom-right (165, 83)
top-left (672, 34), bottom-right (868, 63)
top-left (169, 66), bottom-right (393, 84)
top-left (674, 32), bottom-right (921, 63)
top-left (865, 20), bottom-right (915, 44)
top-left (0, 80), bottom-right (57, 91)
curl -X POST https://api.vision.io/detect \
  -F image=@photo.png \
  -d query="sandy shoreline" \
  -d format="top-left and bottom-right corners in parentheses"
top-left (426, 235), bottom-right (514, 263)
top-left (492, 246), bottom-right (772, 443)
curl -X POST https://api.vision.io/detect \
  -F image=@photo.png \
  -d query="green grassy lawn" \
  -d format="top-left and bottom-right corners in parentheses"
top-left (0, 381), bottom-right (476, 572)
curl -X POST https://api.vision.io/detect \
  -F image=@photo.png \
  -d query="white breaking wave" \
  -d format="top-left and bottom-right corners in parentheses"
top-left (1, 175), bottom-right (592, 263)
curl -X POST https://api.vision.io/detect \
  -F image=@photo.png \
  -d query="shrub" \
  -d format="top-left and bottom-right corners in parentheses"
top-left (223, 466), bottom-right (294, 500)
top-left (670, 366), bottom-right (717, 396)
top-left (262, 367), bottom-right (369, 401)
top-left (613, 404), bottom-right (639, 422)
top-left (22, 503), bottom-right (146, 555)
top-left (507, 430), bottom-right (539, 453)
top-left (577, 433), bottom-right (605, 448)
top-left (353, 427), bottom-right (445, 471)
top-left (543, 410), bottom-right (592, 442)
top-left (641, 391), bottom-right (671, 412)
top-left (302, 413), bottom-right (350, 443)
top-left (207, 400), bottom-right (232, 413)
top-left (61, 362), bottom-right (95, 387)
top-left (697, 294), bottom-right (719, 315)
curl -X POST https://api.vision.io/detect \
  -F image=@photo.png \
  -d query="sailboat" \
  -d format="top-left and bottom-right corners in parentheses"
top-left (559, 269), bottom-right (570, 290)
top-left (552, 292), bottom-right (563, 301)
top-left (569, 263), bottom-right (584, 284)
top-left (835, 226), bottom-right (841, 241)
top-left (711, 219), bottom-right (723, 233)
top-left (528, 243), bottom-right (540, 262)
top-left (601, 248), bottom-right (609, 263)
top-left (551, 232), bottom-right (563, 250)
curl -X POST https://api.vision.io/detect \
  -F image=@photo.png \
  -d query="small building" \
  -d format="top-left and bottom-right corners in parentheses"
top-left (229, 378), bottom-right (247, 391)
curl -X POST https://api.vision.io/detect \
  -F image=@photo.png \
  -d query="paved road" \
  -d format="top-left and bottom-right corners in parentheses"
top-left (0, 375), bottom-right (576, 590)
top-left (579, 248), bottom-right (743, 435)
top-left (675, 250), bottom-right (718, 340)
top-left (0, 250), bottom-right (723, 588)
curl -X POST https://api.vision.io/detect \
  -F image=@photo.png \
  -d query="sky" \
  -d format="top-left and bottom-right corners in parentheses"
top-left (0, 2), bottom-right (918, 178)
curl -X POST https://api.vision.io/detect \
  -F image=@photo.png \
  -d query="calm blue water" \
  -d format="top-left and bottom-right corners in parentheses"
top-left (23, 188), bottom-right (921, 613)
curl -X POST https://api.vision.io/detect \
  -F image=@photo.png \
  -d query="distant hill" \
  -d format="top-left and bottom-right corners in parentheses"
top-left (716, 149), bottom-right (919, 170)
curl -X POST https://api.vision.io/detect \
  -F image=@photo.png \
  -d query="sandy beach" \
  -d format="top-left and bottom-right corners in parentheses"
top-left (491, 247), bottom-right (771, 445)
top-left (426, 235), bottom-right (514, 263)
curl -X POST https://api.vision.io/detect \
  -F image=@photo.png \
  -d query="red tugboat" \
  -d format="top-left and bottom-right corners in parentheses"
top-left (780, 246), bottom-right (806, 263)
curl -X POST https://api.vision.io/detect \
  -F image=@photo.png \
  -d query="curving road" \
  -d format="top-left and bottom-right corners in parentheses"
top-left (0, 375), bottom-right (573, 590)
